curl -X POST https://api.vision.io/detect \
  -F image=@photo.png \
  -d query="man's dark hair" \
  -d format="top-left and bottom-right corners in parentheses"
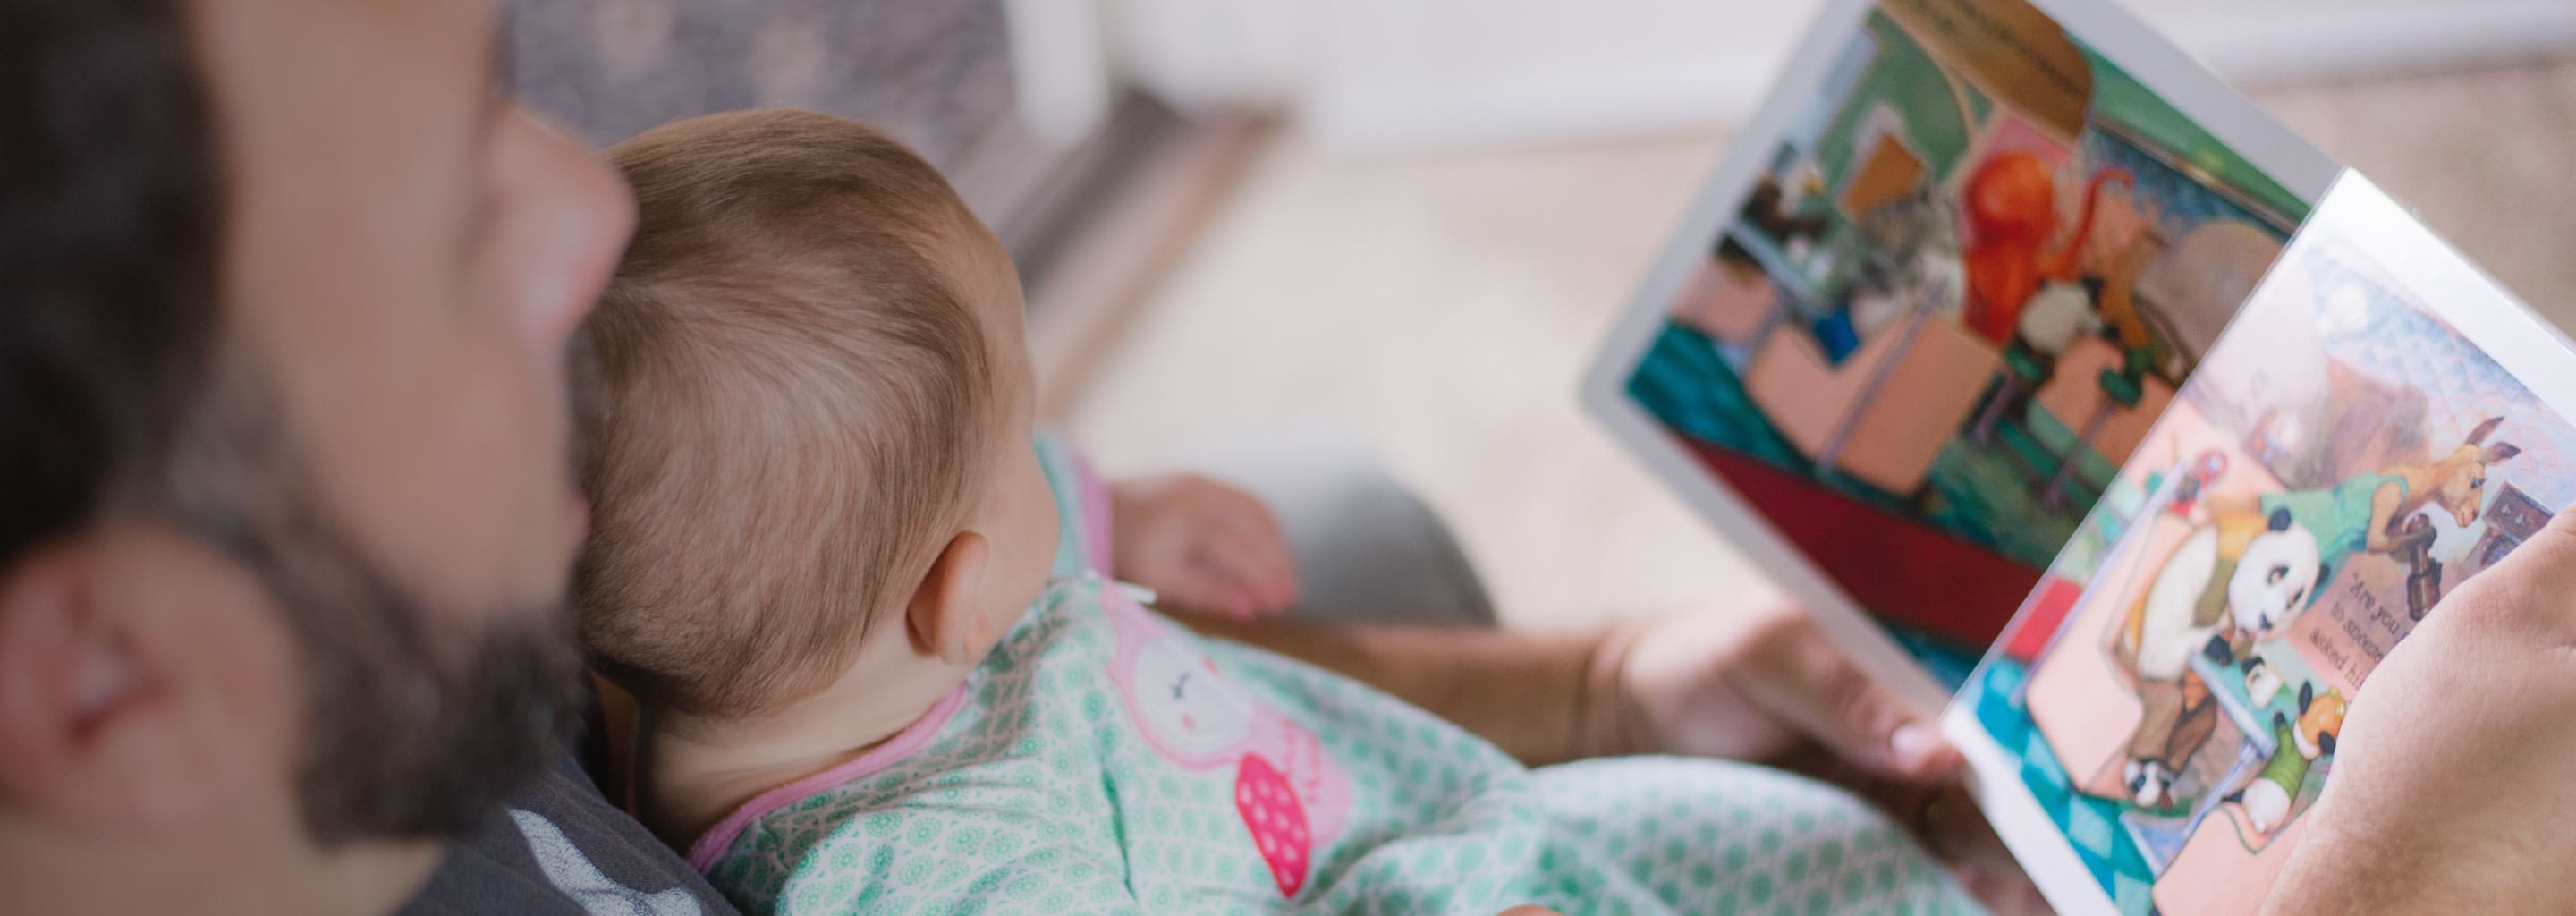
top-left (0, 0), bottom-right (222, 566)
top-left (0, 0), bottom-right (587, 845)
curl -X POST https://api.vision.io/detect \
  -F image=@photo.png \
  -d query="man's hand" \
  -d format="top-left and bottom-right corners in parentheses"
top-left (2267, 508), bottom-right (2576, 913)
top-left (1598, 604), bottom-right (2049, 914)
top-left (1109, 474), bottom-right (1300, 620)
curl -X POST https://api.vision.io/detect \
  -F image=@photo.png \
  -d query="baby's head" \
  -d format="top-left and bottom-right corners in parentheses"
top-left (578, 110), bottom-right (1059, 723)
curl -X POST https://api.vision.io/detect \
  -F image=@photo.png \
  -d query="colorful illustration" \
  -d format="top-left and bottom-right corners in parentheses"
top-left (1624, 0), bottom-right (2312, 665)
top-left (1960, 204), bottom-right (2576, 914)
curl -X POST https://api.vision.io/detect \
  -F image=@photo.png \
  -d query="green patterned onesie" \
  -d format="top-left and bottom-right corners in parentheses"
top-left (686, 437), bottom-right (1979, 915)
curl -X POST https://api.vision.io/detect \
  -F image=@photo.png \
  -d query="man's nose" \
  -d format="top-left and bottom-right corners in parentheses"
top-left (498, 106), bottom-right (636, 361)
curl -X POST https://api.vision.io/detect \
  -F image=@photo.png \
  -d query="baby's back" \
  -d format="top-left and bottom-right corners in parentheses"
top-left (698, 574), bottom-right (1975, 915)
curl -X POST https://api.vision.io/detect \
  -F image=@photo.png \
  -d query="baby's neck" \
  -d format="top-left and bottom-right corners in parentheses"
top-left (638, 658), bottom-right (972, 850)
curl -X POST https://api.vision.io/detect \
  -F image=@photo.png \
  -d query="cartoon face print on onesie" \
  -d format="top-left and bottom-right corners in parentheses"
top-left (1128, 629), bottom-right (1259, 758)
top-left (1100, 586), bottom-right (1349, 897)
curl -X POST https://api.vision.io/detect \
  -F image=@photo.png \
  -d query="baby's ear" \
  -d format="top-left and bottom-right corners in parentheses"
top-left (905, 531), bottom-right (991, 666)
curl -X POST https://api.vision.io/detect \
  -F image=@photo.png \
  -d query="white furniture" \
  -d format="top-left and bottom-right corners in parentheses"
top-left (1010, 0), bottom-right (2576, 152)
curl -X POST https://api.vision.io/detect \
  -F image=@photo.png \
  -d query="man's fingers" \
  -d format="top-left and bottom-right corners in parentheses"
top-left (1190, 556), bottom-right (1279, 619)
top-left (1744, 622), bottom-right (1959, 784)
top-left (1153, 572), bottom-right (1250, 620)
top-left (1182, 483), bottom-right (1292, 588)
top-left (1849, 777), bottom-right (2046, 912)
top-left (1919, 783), bottom-right (2016, 873)
top-left (1139, 539), bottom-right (1260, 619)
top-left (1953, 864), bottom-right (2054, 916)
top-left (1199, 522), bottom-right (1299, 612)
top-left (2419, 501), bottom-right (2576, 648)
top-left (1209, 494), bottom-right (1301, 607)
top-left (1110, 476), bottom-right (1301, 614)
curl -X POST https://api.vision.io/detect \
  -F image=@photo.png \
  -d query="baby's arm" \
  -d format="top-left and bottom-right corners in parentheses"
top-left (1190, 604), bottom-right (1962, 779)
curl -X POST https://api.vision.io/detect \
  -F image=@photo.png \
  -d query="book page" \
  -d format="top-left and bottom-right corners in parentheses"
top-left (1583, 0), bottom-right (2336, 709)
top-left (1946, 174), bottom-right (2576, 916)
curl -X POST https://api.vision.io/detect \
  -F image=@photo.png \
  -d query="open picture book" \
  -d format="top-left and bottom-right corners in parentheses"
top-left (1578, 1), bottom-right (2576, 912)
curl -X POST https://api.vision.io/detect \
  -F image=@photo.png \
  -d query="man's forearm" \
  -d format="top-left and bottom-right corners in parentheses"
top-left (1182, 615), bottom-right (1622, 767)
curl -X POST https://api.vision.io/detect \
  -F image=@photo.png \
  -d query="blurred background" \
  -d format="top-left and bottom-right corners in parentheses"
top-left (508, 0), bottom-right (2576, 631)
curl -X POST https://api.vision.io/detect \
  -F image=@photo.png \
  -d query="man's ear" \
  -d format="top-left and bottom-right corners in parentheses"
top-left (904, 531), bottom-right (992, 667)
top-left (0, 538), bottom-right (212, 835)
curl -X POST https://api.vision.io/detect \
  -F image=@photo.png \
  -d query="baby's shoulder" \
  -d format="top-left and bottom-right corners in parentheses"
top-left (988, 575), bottom-right (1123, 673)
top-left (920, 579), bottom-right (1180, 763)
top-left (1002, 575), bottom-right (1229, 683)
top-left (710, 753), bottom-right (1114, 910)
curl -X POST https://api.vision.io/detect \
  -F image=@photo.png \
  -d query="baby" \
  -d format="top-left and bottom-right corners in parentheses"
top-left (578, 109), bottom-right (1975, 915)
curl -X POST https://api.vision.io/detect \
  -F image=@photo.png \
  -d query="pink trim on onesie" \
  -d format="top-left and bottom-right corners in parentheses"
top-left (1068, 443), bottom-right (1115, 572)
top-left (683, 683), bottom-right (973, 873)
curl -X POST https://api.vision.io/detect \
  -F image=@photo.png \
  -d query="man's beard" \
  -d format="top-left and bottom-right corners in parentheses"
top-left (165, 368), bottom-right (588, 844)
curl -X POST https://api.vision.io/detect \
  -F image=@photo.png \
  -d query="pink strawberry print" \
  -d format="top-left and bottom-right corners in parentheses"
top-left (1234, 753), bottom-right (1311, 897)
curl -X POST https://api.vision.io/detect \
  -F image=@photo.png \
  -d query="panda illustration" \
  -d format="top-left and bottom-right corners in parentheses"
top-left (2117, 506), bottom-right (2326, 809)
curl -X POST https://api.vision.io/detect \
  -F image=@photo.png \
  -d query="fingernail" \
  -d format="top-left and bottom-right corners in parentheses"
top-left (1891, 724), bottom-right (1938, 770)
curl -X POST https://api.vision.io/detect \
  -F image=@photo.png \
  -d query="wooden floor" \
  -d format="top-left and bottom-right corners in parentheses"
top-left (1064, 55), bottom-right (2576, 631)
